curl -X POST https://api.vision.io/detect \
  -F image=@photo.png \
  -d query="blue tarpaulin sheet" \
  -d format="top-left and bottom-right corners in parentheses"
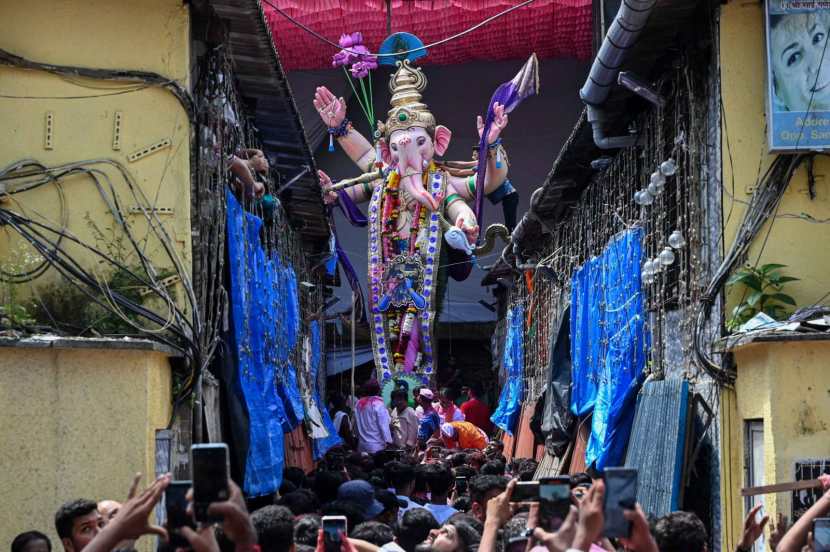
top-left (310, 320), bottom-right (343, 459)
top-left (227, 189), bottom-right (300, 496)
top-left (491, 303), bottom-right (524, 436)
top-left (569, 228), bottom-right (648, 471)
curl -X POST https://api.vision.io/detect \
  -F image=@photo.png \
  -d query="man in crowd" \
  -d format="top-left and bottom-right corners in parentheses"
top-left (440, 421), bottom-right (488, 451)
top-left (419, 463), bottom-right (458, 524)
top-left (384, 461), bottom-right (422, 520)
top-left (354, 380), bottom-right (392, 454)
top-left (436, 388), bottom-right (464, 424)
top-left (390, 388), bottom-right (419, 449)
top-left (416, 388), bottom-right (441, 446)
top-left (468, 474), bottom-right (507, 523)
top-left (460, 383), bottom-right (493, 434)
top-left (55, 499), bottom-right (102, 552)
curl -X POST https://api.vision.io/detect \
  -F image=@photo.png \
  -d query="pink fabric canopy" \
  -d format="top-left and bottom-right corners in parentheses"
top-left (264, 0), bottom-right (592, 71)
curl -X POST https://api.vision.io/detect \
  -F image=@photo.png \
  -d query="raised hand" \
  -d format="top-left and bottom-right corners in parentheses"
top-left (180, 525), bottom-right (221, 552)
top-left (206, 480), bottom-right (257, 547)
top-left (486, 478), bottom-right (518, 528)
top-left (739, 504), bottom-right (770, 552)
top-left (620, 505), bottom-right (659, 552)
top-left (532, 505), bottom-right (579, 552)
top-left (477, 102), bottom-right (509, 145)
top-left (126, 473), bottom-right (142, 500)
top-left (572, 480), bottom-right (605, 551)
top-left (769, 512), bottom-right (790, 551)
top-left (314, 86), bottom-right (346, 129)
top-left (110, 474), bottom-right (171, 541)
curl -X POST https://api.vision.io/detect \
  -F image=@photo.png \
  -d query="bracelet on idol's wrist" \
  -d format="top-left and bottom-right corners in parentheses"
top-left (487, 137), bottom-right (503, 149)
top-left (328, 118), bottom-right (351, 138)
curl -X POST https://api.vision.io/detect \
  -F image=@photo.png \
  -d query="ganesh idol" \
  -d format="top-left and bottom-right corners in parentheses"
top-left (313, 60), bottom-right (515, 384)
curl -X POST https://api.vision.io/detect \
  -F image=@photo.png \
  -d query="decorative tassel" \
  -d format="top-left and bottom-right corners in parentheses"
top-left (496, 147), bottom-right (503, 169)
top-left (328, 133), bottom-right (335, 152)
top-left (375, 140), bottom-right (383, 166)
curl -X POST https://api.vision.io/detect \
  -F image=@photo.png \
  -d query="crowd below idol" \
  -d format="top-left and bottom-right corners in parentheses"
top-left (10, 377), bottom-right (826, 552)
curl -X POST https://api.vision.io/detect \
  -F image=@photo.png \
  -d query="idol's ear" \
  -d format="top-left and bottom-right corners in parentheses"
top-left (379, 139), bottom-right (394, 166)
top-left (433, 125), bottom-right (452, 156)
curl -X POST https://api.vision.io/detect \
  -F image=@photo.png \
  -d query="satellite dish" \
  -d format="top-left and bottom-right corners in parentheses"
top-left (378, 32), bottom-right (427, 66)
top-left (381, 373), bottom-right (423, 407)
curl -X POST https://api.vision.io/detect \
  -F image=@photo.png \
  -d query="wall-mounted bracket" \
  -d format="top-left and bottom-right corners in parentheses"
top-left (127, 138), bottom-right (172, 163)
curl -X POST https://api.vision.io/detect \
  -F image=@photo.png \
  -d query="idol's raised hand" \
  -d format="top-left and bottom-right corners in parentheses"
top-left (314, 86), bottom-right (347, 129)
top-left (477, 102), bottom-right (509, 145)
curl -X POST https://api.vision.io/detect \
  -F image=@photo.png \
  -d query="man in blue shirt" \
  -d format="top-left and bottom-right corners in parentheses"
top-left (416, 388), bottom-right (441, 446)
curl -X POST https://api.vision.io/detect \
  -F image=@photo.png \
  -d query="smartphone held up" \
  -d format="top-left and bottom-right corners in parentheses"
top-left (191, 443), bottom-right (230, 523)
top-left (814, 518), bottom-right (830, 552)
top-left (165, 480), bottom-right (195, 547)
top-left (603, 467), bottom-right (638, 539)
top-left (323, 515), bottom-right (348, 552)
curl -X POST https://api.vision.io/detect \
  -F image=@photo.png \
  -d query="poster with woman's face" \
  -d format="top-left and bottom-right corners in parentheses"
top-left (766, 1), bottom-right (830, 150)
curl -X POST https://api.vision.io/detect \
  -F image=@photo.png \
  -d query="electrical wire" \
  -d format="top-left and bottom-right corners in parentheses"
top-left (0, 87), bottom-right (152, 100)
top-left (0, 47), bottom-right (194, 117)
top-left (692, 154), bottom-right (806, 383)
top-left (263, 0), bottom-right (536, 58)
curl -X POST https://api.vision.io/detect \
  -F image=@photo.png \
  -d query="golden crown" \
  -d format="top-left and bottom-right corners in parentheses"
top-left (381, 60), bottom-right (436, 139)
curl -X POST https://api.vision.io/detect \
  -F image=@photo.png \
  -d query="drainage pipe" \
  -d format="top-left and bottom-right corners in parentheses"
top-left (580, 0), bottom-right (658, 148)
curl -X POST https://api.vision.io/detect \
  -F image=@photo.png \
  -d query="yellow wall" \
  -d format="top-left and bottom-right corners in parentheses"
top-left (0, 0), bottom-right (192, 311)
top-left (0, 344), bottom-right (172, 551)
top-left (720, 340), bottom-right (830, 549)
top-left (720, 2), bottom-right (830, 546)
top-left (721, 0), bottom-right (830, 312)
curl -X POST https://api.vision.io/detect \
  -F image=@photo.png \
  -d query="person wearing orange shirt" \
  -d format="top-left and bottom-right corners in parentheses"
top-left (440, 421), bottom-right (488, 450)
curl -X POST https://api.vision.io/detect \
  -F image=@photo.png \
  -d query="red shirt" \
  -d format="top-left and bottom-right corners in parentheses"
top-left (460, 397), bottom-right (493, 434)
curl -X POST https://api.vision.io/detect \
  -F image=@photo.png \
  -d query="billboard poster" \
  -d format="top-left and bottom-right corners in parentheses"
top-left (766, 0), bottom-right (830, 151)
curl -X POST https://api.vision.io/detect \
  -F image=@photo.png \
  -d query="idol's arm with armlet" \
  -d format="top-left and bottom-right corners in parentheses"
top-left (447, 151), bottom-right (508, 202)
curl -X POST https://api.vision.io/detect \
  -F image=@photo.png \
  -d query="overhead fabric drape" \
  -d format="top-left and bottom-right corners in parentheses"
top-left (569, 228), bottom-right (648, 471)
top-left (491, 303), bottom-right (524, 436)
top-left (309, 320), bottom-right (344, 459)
top-left (227, 190), bottom-right (290, 496)
top-left (266, 1), bottom-right (593, 71)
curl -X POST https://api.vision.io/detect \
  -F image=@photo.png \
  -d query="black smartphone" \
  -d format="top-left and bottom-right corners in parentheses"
top-left (191, 443), bottom-right (230, 523)
top-left (510, 481), bottom-right (540, 502)
top-left (165, 480), bottom-right (194, 548)
top-left (539, 476), bottom-right (571, 530)
top-left (455, 476), bottom-right (468, 494)
top-left (814, 518), bottom-right (830, 552)
top-left (322, 515), bottom-right (348, 552)
top-left (603, 468), bottom-right (638, 539)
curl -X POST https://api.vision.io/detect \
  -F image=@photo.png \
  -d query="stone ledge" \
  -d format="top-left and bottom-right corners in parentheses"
top-left (0, 334), bottom-right (181, 356)
top-left (714, 330), bottom-right (830, 353)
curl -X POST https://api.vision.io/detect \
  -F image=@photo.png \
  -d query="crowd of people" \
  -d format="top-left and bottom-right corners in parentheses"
top-left (10, 381), bottom-right (830, 552)
top-left (330, 382), bottom-right (493, 456)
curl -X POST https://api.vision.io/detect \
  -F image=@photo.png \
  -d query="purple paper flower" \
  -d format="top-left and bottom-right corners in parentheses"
top-left (332, 31), bottom-right (377, 78)
top-left (339, 32), bottom-right (363, 49)
top-left (350, 59), bottom-right (378, 79)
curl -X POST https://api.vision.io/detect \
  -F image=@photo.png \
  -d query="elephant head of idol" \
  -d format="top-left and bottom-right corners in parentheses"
top-left (378, 61), bottom-right (452, 210)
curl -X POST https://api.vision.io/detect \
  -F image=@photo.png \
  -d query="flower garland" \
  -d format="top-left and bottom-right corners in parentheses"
top-left (368, 165), bottom-right (445, 382)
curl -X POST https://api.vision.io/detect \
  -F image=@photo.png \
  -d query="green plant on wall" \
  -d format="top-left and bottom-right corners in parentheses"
top-left (0, 244), bottom-right (39, 330)
top-left (726, 263), bottom-right (798, 331)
